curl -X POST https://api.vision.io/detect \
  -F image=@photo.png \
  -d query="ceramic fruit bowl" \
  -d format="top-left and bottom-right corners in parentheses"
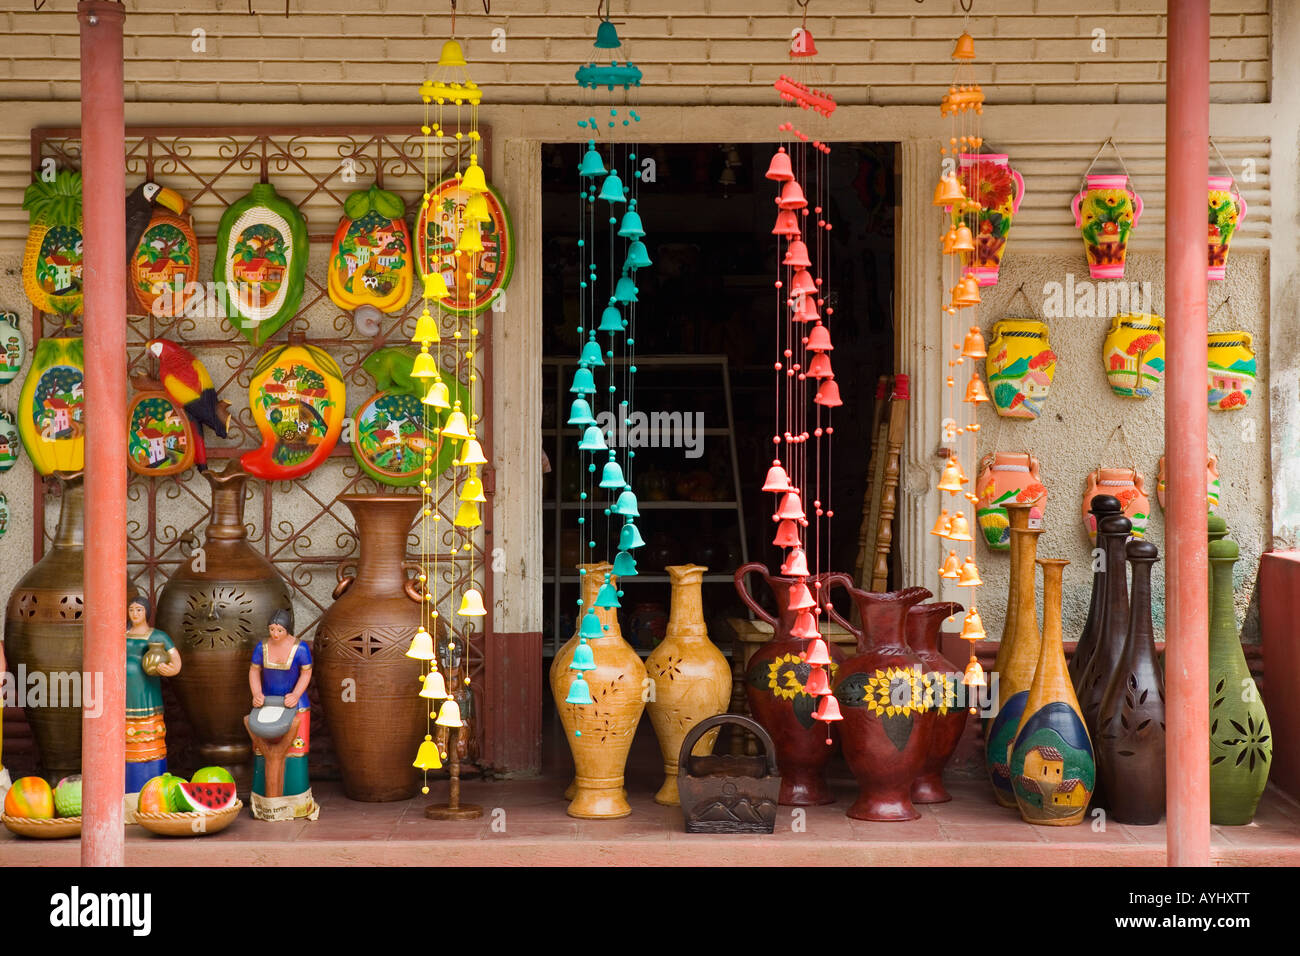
top-left (2, 814), bottom-right (82, 839)
top-left (133, 800), bottom-right (242, 837)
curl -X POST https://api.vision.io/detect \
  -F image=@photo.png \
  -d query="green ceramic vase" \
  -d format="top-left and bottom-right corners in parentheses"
top-left (1208, 536), bottom-right (1271, 824)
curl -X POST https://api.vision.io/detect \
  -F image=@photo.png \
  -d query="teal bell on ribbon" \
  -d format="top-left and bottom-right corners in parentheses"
top-left (624, 240), bottom-right (652, 270)
top-left (613, 275), bottom-right (638, 303)
top-left (599, 454), bottom-right (626, 488)
top-left (565, 675), bottom-right (594, 705)
top-left (578, 425), bottom-right (608, 452)
top-left (579, 609), bottom-right (605, 639)
top-left (568, 398), bottom-right (596, 426)
top-left (595, 581), bottom-right (621, 608)
top-left (598, 171), bottom-right (627, 204)
top-left (570, 640), bottom-right (597, 671)
top-left (617, 208), bottom-right (644, 239)
top-left (594, 19), bottom-right (622, 49)
top-left (570, 367), bottom-right (596, 394)
top-left (579, 337), bottom-right (605, 367)
top-left (578, 146), bottom-right (607, 178)
top-left (618, 520), bottom-right (646, 551)
top-left (612, 488), bottom-right (640, 517)
top-left (612, 549), bottom-right (639, 577)
top-left (598, 304), bottom-right (625, 332)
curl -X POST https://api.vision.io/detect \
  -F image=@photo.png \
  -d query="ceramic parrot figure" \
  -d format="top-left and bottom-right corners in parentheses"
top-left (126, 182), bottom-right (187, 263)
top-left (145, 338), bottom-right (230, 470)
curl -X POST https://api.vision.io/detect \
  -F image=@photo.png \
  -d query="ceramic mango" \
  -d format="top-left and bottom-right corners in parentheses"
top-left (1103, 314), bottom-right (1164, 399)
top-left (240, 337), bottom-right (346, 481)
top-left (986, 319), bottom-right (1055, 419)
top-left (17, 337), bottom-right (85, 475)
top-left (328, 184), bottom-right (413, 314)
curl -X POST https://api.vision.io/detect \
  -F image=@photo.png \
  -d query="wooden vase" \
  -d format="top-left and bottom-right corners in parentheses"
top-left (645, 564), bottom-right (731, 806)
top-left (906, 601), bottom-right (967, 804)
top-left (550, 562), bottom-right (647, 819)
top-left (1096, 539), bottom-right (1166, 825)
top-left (985, 502), bottom-right (1043, 807)
top-left (833, 585), bottom-right (934, 821)
top-left (1010, 559), bottom-right (1095, 825)
top-left (1209, 535), bottom-right (1272, 824)
top-left (157, 461), bottom-right (293, 788)
top-left (1069, 495), bottom-right (1123, 687)
top-left (314, 495), bottom-right (424, 802)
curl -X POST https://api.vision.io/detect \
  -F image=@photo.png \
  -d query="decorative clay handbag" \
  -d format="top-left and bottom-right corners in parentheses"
top-left (1102, 313), bottom-right (1164, 399)
top-left (976, 451), bottom-right (1046, 551)
top-left (987, 318), bottom-right (1055, 420)
top-left (1207, 331), bottom-right (1254, 411)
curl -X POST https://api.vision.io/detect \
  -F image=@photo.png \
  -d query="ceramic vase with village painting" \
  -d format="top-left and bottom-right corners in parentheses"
top-left (550, 562), bottom-right (647, 819)
top-left (4, 473), bottom-right (85, 781)
top-left (1010, 559), bottom-right (1095, 825)
top-left (1207, 176), bottom-right (1246, 281)
top-left (1207, 331), bottom-right (1255, 411)
top-left (1071, 173), bottom-right (1143, 279)
top-left (328, 184), bottom-right (414, 315)
top-left (832, 585), bottom-right (934, 821)
top-left (22, 168), bottom-right (84, 319)
top-left (957, 152), bottom-right (1025, 286)
top-left (1082, 467), bottom-right (1149, 541)
top-left (0, 311), bottom-right (25, 386)
top-left (906, 601), bottom-right (967, 804)
top-left (644, 564), bottom-right (732, 806)
top-left (214, 182), bottom-right (308, 346)
top-left (975, 452), bottom-right (1046, 552)
top-left (17, 337), bottom-right (84, 476)
top-left (984, 502), bottom-right (1043, 807)
top-left (1103, 314), bottom-right (1165, 399)
top-left (986, 319), bottom-right (1055, 419)
top-left (314, 495), bottom-right (425, 801)
top-left (738, 564), bottom-right (851, 806)
top-left (1209, 535), bottom-right (1272, 824)
top-left (155, 461), bottom-right (293, 789)
top-left (129, 186), bottom-right (198, 317)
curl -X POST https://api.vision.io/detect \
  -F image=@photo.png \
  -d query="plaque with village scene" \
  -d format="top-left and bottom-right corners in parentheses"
top-left (126, 390), bottom-right (195, 477)
top-left (415, 178), bottom-right (514, 316)
top-left (0, 312), bottom-right (26, 386)
top-left (18, 337), bottom-right (85, 475)
top-left (131, 211), bottom-right (199, 318)
top-left (240, 339), bottom-right (345, 481)
top-left (328, 185), bottom-right (413, 315)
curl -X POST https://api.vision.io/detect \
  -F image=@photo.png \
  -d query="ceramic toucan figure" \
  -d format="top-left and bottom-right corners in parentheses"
top-left (125, 183), bottom-right (187, 262)
top-left (143, 338), bottom-right (232, 471)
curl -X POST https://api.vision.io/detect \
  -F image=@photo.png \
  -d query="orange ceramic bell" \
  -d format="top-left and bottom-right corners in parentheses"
top-left (933, 174), bottom-right (966, 207)
top-left (947, 511), bottom-right (973, 541)
top-left (807, 352), bottom-right (834, 378)
top-left (790, 610), bottom-right (819, 639)
top-left (794, 294), bottom-right (820, 323)
top-left (805, 324), bottom-right (833, 352)
top-left (952, 274), bottom-right (982, 308)
top-left (814, 379), bottom-right (842, 406)
top-left (766, 147), bottom-right (794, 182)
top-left (803, 638), bottom-right (832, 666)
top-left (939, 550), bottom-right (961, 579)
top-left (961, 325), bottom-right (987, 359)
top-left (777, 491), bottom-right (806, 521)
top-left (938, 457), bottom-right (965, 492)
top-left (952, 223), bottom-right (976, 252)
top-left (941, 227), bottom-right (959, 255)
top-left (788, 582), bottom-right (817, 611)
top-left (812, 694), bottom-right (842, 722)
top-left (778, 179), bottom-right (808, 210)
top-left (772, 209), bottom-right (801, 237)
top-left (784, 240), bottom-right (812, 268)
top-left (930, 509), bottom-right (951, 536)
top-left (956, 556), bottom-right (982, 587)
top-left (963, 659), bottom-right (986, 687)
top-left (762, 460), bottom-right (793, 493)
top-left (804, 665), bottom-right (832, 696)
top-left (790, 269), bottom-right (817, 296)
top-left (773, 519), bottom-right (801, 547)
top-left (961, 607), bottom-right (986, 640)
top-left (963, 372), bottom-right (990, 404)
top-left (952, 31), bottom-right (976, 60)
top-left (780, 547), bottom-right (810, 577)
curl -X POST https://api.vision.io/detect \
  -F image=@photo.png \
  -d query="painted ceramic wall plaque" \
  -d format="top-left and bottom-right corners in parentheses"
top-left (416, 178), bottom-right (515, 315)
top-left (328, 185), bottom-right (413, 315)
top-left (1082, 467), bottom-right (1149, 542)
top-left (976, 452), bottom-right (1047, 551)
top-left (1157, 454), bottom-right (1220, 514)
top-left (1207, 176), bottom-right (1245, 281)
top-left (1071, 173), bottom-right (1142, 279)
top-left (0, 312), bottom-right (24, 386)
top-left (986, 319), bottom-right (1055, 419)
top-left (0, 411), bottom-right (21, 473)
top-left (17, 337), bottom-right (85, 475)
top-left (214, 183), bottom-right (308, 346)
top-left (22, 169), bottom-right (84, 318)
top-left (240, 336), bottom-right (345, 481)
top-left (127, 389), bottom-right (196, 477)
top-left (350, 346), bottom-right (463, 486)
top-left (957, 153), bottom-right (1024, 286)
top-left (130, 186), bottom-right (198, 318)
top-left (1103, 313), bottom-right (1164, 398)
top-left (1207, 331), bottom-right (1255, 410)
top-left (0, 493), bottom-right (9, 541)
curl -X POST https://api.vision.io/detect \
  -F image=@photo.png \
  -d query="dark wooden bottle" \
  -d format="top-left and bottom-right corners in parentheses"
top-left (1095, 539), bottom-right (1166, 825)
top-left (1068, 495), bottom-right (1123, 687)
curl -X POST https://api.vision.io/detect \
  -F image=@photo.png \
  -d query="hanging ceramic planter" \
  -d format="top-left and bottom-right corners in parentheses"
top-left (1083, 466), bottom-right (1149, 542)
top-left (1207, 331), bottom-right (1255, 410)
top-left (0, 412), bottom-right (20, 474)
top-left (129, 186), bottom-right (198, 318)
top-left (22, 168), bottom-right (84, 319)
top-left (1102, 313), bottom-right (1164, 398)
top-left (240, 334), bottom-right (346, 481)
top-left (17, 337), bottom-right (84, 476)
top-left (0, 493), bottom-right (8, 541)
top-left (126, 388), bottom-right (196, 477)
top-left (957, 152), bottom-right (1024, 286)
top-left (328, 184), bottom-right (414, 315)
top-left (1071, 142), bottom-right (1143, 279)
top-left (416, 178), bottom-right (515, 315)
top-left (975, 451), bottom-right (1046, 551)
top-left (1207, 174), bottom-right (1246, 281)
top-left (986, 319), bottom-right (1055, 419)
top-left (0, 311), bottom-right (25, 386)
top-left (214, 183), bottom-right (308, 346)
top-left (1157, 454), bottom-right (1219, 514)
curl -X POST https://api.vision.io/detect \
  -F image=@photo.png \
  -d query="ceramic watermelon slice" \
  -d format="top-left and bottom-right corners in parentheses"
top-left (173, 780), bottom-right (238, 814)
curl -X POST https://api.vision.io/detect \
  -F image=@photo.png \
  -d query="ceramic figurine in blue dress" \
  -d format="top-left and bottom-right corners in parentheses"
top-left (246, 609), bottom-right (318, 820)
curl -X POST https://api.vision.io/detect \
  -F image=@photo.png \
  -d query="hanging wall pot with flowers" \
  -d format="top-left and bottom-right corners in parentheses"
top-left (975, 451), bottom-right (1046, 551)
top-left (1207, 331), bottom-right (1255, 411)
top-left (958, 151), bottom-right (1024, 286)
top-left (1157, 453), bottom-right (1219, 514)
top-left (1208, 140), bottom-right (1246, 281)
top-left (1071, 139), bottom-right (1143, 280)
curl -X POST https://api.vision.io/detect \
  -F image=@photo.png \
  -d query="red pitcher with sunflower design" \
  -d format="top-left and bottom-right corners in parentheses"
top-left (737, 563), bottom-right (855, 806)
top-left (958, 153), bottom-right (1025, 286)
top-left (832, 585), bottom-right (934, 820)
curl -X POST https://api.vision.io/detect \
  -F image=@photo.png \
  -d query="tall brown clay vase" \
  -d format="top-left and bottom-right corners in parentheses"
top-left (737, 563), bottom-right (852, 806)
top-left (550, 562), bottom-right (647, 819)
top-left (157, 461), bottom-right (292, 787)
top-left (1068, 495), bottom-right (1123, 686)
top-left (645, 564), bottom-right (732, 806)
top-left (984, 502), bottom-right (1043, 807)
top-left (4, 473), bottom-right (85, 782)
top-left (833, 585), bottom-right (934, 820)
top-left (1095, 539), bottom-right (1165, 824)
top-left (906, 601), bottom-right (967, 804)
top-left (315, 495), bottom-right (425, 802)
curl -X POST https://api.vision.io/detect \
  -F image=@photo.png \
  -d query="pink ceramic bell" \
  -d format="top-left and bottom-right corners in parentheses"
top-left (813, 694), bottom-right (842, 722)
top-left (794, 294), bottom-right (819, 323)
top-left (791, 610), bottom-right (819, 638)
top-left (803, 638), bottom-right (832, 666)
top-left (806, 324), bottom-right (833, 352)
top-left (773, 519), bottom-right (801, 548)
top-left (781, 547), bottom-right (810, 577)
top-left (777, 492), bottom-right (806, 521)
top-left (778, 180), bottom-right (808, 210)
top-left (762, 460), bottom-right (794, 492)
top-left (788, 582), bottom-right (817, 611)
top-left (772, 209), bottom-right (801, 237)
top-left (766, 147), bottom-right (794, 182)
top-left (790, 269), bottom-right (817, 296)
top-left (814, 379), bottom-right (842, 407)
top-left (807, 353), bottom-right (834, 379)
top-left (804, 666), bottom-right (832, 696)
top-left (784, 240), bottom-right (812, 268)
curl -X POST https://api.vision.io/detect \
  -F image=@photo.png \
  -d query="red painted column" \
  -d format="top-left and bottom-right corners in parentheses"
top-left (1164, 0), bottom-right (1211, 867)
top-left (77, 0), bottom-right (127, 868)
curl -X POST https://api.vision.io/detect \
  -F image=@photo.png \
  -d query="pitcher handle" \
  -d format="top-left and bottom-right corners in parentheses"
top-left (333, 560), bottom-right (357, 600)
top-left (1010, 168), bottom-right (1026, 215)
top-left (1070, 188), bottom-right (1084, 228)
top-left (1235, 188), bottom-right (1248, 222)
top-left (734, 562), bottom-right (777, 626)
top-left (819, 572), bottom-right (859, 638)
top-left (402, 561), bottom-right (425, 604)
top-left (1131, 188), bottom-right (1145, 225)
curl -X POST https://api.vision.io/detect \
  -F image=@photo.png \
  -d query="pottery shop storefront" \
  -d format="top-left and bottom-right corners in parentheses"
top-left (0, 0), bottom-right (1299, 866)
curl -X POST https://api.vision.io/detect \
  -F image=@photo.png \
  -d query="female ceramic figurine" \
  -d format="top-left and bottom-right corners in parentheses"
top-left (247, 609), bottom-right (317, 820)
top-left (126, 594), bottom-right (181, 794)
top-left (0, 641), bottom-right (9, 795)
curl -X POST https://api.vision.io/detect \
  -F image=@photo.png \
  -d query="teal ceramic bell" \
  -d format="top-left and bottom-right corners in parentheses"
top-left (568, 398), bottom-right (596, 426)
top-left (595, 581), bottom-right (621, 608)
top-left (624, 241), bottom-right (652, 270)
top-left (578, 425), bottom-right (608, 452)
top-left (618, 520), bottom-right (646, 551)
top-left (578, 145), bottom-right (607, 178)
top-left (594, 18), bottom-right (622, 49)
top-left (579, 609), bottom-right (605, 639)
top-left (612, 549), bottom-right (638, 577)
top-left (600, 455), bottom-right (626, 488)
top-left (618, 207), bottom-right (645, 239)
top-left (579, 336), bottom-right (605, 367)
top-left (613, 275), bottom-right (638, 303)
top-left (565, 675), bottom-right (594, 705)
top-left (570, 640), bottom-right (597, 672)
top-left (570, 367), bottom-right (596, 394)
top-left (612, 488), bottom-right (640, 517)
top-left (599, 171), bottom-right (627, 204)
top-left (598, 304), bottom-right (625, 332)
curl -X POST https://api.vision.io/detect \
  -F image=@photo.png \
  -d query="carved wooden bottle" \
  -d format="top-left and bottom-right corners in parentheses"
top-left (1069, 495), bottom-right (1123, 687)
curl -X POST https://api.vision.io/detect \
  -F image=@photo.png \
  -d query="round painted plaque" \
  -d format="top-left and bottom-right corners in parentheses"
top-left (415, 178), bottom-right (514, 316)
top-left (0, 312), bottom-right (25, 386)
top-left (0, 412), bottom-right (20, 473)
top-left (127, 391), bottom-right (196, 477)
top-left (131, 210), bottom-right (200, 317)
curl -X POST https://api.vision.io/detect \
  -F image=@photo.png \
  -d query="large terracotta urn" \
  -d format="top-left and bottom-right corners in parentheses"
top-left (550, 562), bottom-right (646, 819)
top-left (4, 473), bottom-right (85, 782)
top-left (832, 585), bottom-right (933, 821)
top-left (645, 564), bottom-right (731, 806)
top-left (906, 601), bottom-right (967, 804)
top-left (737, 563), bottom-right (852, 806)
top-left (156, 461), bottom-right (292, 787)
top-left (314, 494), bottom-right (424, 801)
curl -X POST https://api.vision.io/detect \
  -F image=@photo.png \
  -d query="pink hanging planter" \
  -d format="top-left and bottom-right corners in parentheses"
top-left (1071, 172), bottom-right (1144, 279)
top-left (1207, 175), bottom-right (1246, 281)
top-left (957, 153), bottom-right (1024, 287)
